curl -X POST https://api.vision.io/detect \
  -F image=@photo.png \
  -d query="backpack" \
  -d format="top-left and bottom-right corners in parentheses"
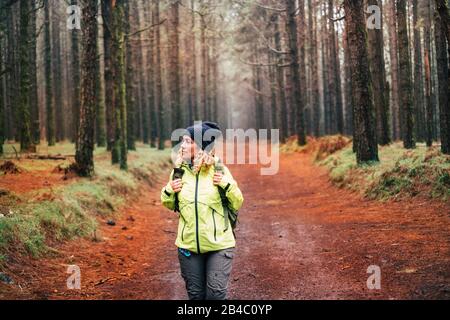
top-left (215, 161), bottom-right (239, 234)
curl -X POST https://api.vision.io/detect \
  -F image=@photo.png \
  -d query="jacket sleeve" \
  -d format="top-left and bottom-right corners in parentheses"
top-left (219, 165), bottom-right (244, 211)
top-left (161, 169), bottom-right (176, 211)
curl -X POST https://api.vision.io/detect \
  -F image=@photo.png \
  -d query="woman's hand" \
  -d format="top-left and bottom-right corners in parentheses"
top-left (213, 172), bottom-right (223, 186)
top-left (171, 179), bottom-right (183, 193)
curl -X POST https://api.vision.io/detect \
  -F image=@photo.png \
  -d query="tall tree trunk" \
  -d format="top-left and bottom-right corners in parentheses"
top-left (96, 2), bottom-right (106, 147)
top-left (52, 4), bottom-right (64, 142)
top-left (29, 0), bottom-right (39, 144)
top-left (76, 0), bottom-right (98, 177)
top-left (343, 22), bottom-right (353, 136)
top-left (413, 0), bottom-right (425, 142)
top-left (102, 0), bottom-right (114, 151)
top-left (435, 0), bottom-right (450, 154)
top-left (5, 4), bottom-right (17, 141)
top-left (144, 0), bottom-right (157, 148)
top-left (386, 0), bottom-right (401, 140)
top-left (111, 0), bottom-right (127, 169)
top-left (367, 0), bottom-right (391, 145)
top-left (252, 44), bottom-right (264, 130)
top-left (18, 0), bottom-right (33, 151)
top-left (344, 0), bottom-right (379, 163)
top-left (321, 2), bottom-right (331, 135)
top-left (274, 14), bottom-right (288, 142)
top-left (200, 14), bottom-right (207, 120)
top-left (169, 0), bottom-right (181, 137)
top-left (308, 0), bottom-right (321, 137)
top-left (211, 35), bottom-right (219, 123)
top-left (268, 47), bottom-right (278, 131)
top-left (298, 0), bottom-right (309, 134)
top-left (71, 0), bottom-right (81, 145)
top-left (125, 1), bottom-right (136, 150)
top-left (190, 0), bottom-right (199, 121)
top-left (285, 0), bottom-right (306, 146)
top-left (328, 0), bottom-right (344, 134)
top-left (424, 0), bottom-right (434, 147)
top-left (397, 0), bottom-right (415, 149)
top-left (0, 4), bottom-right (4, 155)
top-left (44, 0), bottom-right (55, 146)
top-left (153, 0), bottom-right (165, 150)
top-left (139, 6), bottom-right (149, 146)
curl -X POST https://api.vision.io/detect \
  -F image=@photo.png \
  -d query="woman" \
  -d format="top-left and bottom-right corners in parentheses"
top-left (161, 122), bottom-right (244, 300)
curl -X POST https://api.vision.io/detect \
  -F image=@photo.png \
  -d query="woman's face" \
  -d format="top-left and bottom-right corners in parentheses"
top-left (181, 135), bottom-right (199, 162)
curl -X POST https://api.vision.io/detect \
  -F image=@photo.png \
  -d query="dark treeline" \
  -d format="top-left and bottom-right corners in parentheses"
top-left (0, 0), bottom-right (449, 174)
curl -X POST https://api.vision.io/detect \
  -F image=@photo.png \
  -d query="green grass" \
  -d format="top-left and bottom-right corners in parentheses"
top-left (318, 142), bottom-right (450, 201)
top-left (0, 143), bottom-right (172, 265)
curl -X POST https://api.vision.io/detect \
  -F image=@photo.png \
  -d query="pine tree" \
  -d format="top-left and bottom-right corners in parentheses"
top-left (344, 0), bottom-right (379, 163)
top-left (75, 0), bottom-right (99, 177)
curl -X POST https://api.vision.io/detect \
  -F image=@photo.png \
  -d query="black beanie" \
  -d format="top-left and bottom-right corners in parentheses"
top-left (186, 121), bottom-right (222, 151)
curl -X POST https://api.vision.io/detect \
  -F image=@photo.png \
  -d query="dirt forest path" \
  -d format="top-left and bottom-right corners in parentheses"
top-left (3, 152), bottom-right (449, 300)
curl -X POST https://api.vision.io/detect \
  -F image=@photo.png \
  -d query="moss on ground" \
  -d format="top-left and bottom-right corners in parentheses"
top-left (317, 140), bottom-right (450, 201)
top-left (0, 143), bottom-right (171, 264)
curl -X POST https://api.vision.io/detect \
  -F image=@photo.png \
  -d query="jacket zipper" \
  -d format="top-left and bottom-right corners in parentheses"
top-left (212, 208), bottom-right (217, 241)
top-left (194, 172), bottom-right (201, 254)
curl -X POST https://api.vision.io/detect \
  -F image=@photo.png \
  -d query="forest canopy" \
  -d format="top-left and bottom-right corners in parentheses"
top-left (0, 0), bottom-right (449, 175)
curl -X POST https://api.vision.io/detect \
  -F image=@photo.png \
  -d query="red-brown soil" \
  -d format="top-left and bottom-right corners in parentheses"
top-left (0, 152), bottom-right (449, 300)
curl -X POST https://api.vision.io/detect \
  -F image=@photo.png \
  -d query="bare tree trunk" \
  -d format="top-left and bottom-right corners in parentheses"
top-left (44, 0), bottom-right (55, 146)
top-left (328, 0), bottom-right (344, 134)
top-left (76, 0), bottom-right (98, 177)
top-left (190, 0), bottom-right (199, 121)
top-left (145, 0), bottom-right (157, 148)
top-left (274, 14), bottom-right (288, 142)
top-left (343, 22), bottom-right (353, 136)
top-left (344, 0), bottom-right (379, 163)
top-left (367, 0), bottom-right (391, 145)
top-left (5, 4), bottom-right (18, 141)
top-left (71, 0), bottom-right (81, 145)
top-left (125, 0), bottom-right (136, 150)
top-left (154, 0), bottom-right (165, 150)
top-left (96, 2), bottom-right (106, 147)
top-left (29, 0), bottom-right (40, 144)
top-left (285, 0), bottom-right (306, 146)
top-left (424, 0), bottom-right (434, 147)
top-left (435, 0), bottom-right (450, 154)
top-left (397, 0), bottom-right (415, 149)
top-left (102, 0), bottom-right (114, 151)
top-left (298, 0), bottom-right (309, 135)
top-left (413, 0), bottom-right (425, 142)
top-left (111, 0), bottom-right (127, 169)
top-left (169, 0), bottom-right (181, 136)
top-left (200, 14), bottom-right (207, 120)
top-left (321, 2), bottom-right (331, 135)
top-left (0, 1), bottom-right (5, 154)
top-left (308, 0), bottom-right (320, 137)
top-left (386, 0), bottom-right (401, 141)
top-left (52, 4), bottom-right (64, 142)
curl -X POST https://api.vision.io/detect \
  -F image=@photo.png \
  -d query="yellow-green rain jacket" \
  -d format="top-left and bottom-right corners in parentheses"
top-left (161, 157), bottom-right (244, 254)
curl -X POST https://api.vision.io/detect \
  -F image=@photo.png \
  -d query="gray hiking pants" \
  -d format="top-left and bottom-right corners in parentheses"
top-left (178, 247), bottom-right (235, 300)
